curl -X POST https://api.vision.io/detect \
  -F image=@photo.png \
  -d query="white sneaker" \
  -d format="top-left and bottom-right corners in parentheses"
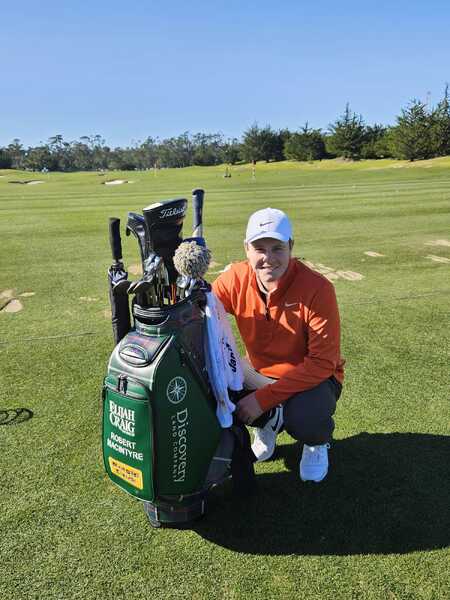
top-left (251, 406), bottom-right (283, 462)
top-left (299, 443), bottom-right (330, 482)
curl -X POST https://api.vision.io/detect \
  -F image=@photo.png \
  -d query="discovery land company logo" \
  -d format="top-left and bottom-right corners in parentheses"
top-left (166, 376), bottom-right (187, 404)
top-left (167, 376), bottom-right (189, 483)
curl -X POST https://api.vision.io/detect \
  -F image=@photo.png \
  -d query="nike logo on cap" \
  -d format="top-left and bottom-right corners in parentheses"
top-left (259, 221), bottom-right (273, 227)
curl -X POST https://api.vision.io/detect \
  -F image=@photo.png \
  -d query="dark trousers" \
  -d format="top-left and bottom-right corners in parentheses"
top-left (281, 377), bottom-right (341, 445)
top-left (242, 359), bottom-right (341, 446)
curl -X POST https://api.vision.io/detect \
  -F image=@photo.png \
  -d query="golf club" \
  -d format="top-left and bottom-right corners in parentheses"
top-left (108, 217), bottom-right (131, 343)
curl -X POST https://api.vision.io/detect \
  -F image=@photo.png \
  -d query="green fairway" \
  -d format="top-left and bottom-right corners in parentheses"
top-left (1, 159), bottom-right (449, 600)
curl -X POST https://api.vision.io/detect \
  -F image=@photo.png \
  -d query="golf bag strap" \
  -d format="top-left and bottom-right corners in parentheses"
top-left (230, 422), bottom-right (257, 497)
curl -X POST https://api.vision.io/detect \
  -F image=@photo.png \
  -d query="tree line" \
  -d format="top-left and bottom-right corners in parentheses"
top-left (1, 88), bottom-right (449, 171)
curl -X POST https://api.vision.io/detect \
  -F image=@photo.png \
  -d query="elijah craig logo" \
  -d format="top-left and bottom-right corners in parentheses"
top-left (109, 400), bottom-right (136, 436)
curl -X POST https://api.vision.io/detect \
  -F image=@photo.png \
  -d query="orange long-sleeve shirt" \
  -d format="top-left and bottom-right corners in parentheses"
top-left (212, 258), bottom-right (345, 412)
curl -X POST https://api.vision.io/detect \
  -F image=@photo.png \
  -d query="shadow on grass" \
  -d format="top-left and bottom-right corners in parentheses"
top-left (193, 432), bottom-right (450, 556)
top-left (0, 408), bottom-right (33, 425)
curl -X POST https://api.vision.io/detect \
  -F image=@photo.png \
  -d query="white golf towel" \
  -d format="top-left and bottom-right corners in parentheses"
top-left (204, 291), bottom-right (243, 427)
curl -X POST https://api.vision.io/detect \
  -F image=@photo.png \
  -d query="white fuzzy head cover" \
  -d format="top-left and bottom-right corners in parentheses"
top-left (173, 240), bottom-right (211, 279)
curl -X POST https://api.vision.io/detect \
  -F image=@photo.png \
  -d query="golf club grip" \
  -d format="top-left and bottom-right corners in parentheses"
top-left (192, 189), bottom-right (204, 238)
top-left (109, 217), bottom-right (123, 262)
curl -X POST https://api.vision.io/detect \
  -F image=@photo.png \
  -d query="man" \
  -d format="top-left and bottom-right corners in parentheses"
top-left (212, 207), bottom-right (344, 482)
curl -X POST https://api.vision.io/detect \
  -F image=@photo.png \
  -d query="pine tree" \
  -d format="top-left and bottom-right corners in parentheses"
top-left (284, 123), bottom-right (326, 161)
top-left (240, 124), bottom-right (284, 163)
top-left (327, 104), bottom-right (366, 160)
top-left (391, 100), bottom-right (433, 160)
top-left (360, 124), bottom-right (392, 159)
top-left (7, 139), bottom-right (25, 168)
top-left (0, 148), bottom-right (13, 168)
top-left (430, 84), bottom-right (450, 157)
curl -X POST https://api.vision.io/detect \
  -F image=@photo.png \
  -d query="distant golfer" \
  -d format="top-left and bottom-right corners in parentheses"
top-left (212, 208), bottom-right (345, 482)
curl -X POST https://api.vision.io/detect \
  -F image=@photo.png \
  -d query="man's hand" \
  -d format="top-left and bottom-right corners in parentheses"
top-left (235, 391), bottom-right (264, 425)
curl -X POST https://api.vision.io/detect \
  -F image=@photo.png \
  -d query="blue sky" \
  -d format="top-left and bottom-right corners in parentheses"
top-left (2, 1), bottom-right (449, 147)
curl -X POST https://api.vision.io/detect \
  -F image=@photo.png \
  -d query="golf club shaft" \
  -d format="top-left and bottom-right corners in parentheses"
top-left (192, 189), bottom-right (204, 239)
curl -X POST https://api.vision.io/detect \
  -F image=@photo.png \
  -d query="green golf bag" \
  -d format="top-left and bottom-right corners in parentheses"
top-left (102, 192), bottom-right (254, 527)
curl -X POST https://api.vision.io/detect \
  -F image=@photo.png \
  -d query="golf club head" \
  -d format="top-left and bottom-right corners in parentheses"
top-left (127, 279), bottom-right (155, 295)
top-left (108, 265), bottom-right (128, 286)
top-left (143, 253), bottom-right (163, 277)
top-left (175, 274), bottom-right (191, 300)
top-left (143, 198), bottom-right (188, 283)
top-left (126, 212), bottom-right (148, 265)
top-left (186, 278), bottom-right (198, 297)
top-left (176, 274), bottom-right (191, 289)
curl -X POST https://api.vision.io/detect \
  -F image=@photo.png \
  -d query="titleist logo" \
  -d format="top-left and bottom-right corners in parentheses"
top-left (160, 206), bottom-right (185, 219)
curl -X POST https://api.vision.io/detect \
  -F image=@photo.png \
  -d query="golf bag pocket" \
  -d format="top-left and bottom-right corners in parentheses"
top-left (102, 375), bottom-right (155, 502)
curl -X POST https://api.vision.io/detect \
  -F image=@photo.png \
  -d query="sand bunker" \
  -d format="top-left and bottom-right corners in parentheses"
top-left (0, 289), bottom-right (35, 313)
top-left (2, 299), bottom-right (23, 313)
top-left (103, 179), bottom-right (133, 185)
top-left (425, 239), bottom-right (450, 247)
top-left (425, 255), bottom-right (450, 264)
top-left (8, 180), bottom-right (44, 185)
top-left (0, 289), bottom-right (16, 311)
top-left (364, 251), bottom-right (385, 257)
top-left (303, 260), bottom-right (364, 281)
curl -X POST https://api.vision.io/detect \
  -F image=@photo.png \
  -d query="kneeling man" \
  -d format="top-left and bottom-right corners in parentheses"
top-left (212, 208), bottom-right (345, 482)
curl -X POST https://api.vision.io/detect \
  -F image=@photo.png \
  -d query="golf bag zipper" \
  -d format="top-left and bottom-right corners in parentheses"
top-left (117, 374), bottom-right (128, 394)
top-left (104, 378), bottom-right (148, 401)
top-left (175, 342), bottom-right (212, 400)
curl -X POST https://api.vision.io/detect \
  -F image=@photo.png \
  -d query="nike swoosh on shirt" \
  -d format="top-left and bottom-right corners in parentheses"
top-left (285, 302), bottom-right (298, 308)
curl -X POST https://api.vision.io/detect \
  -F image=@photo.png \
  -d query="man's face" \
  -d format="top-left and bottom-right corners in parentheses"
top-left (245, 237), bottom-right (292, 290)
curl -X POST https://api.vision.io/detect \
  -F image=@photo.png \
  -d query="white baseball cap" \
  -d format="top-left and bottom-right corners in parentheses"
top-left (245, 207), bottom-right (292, 244)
